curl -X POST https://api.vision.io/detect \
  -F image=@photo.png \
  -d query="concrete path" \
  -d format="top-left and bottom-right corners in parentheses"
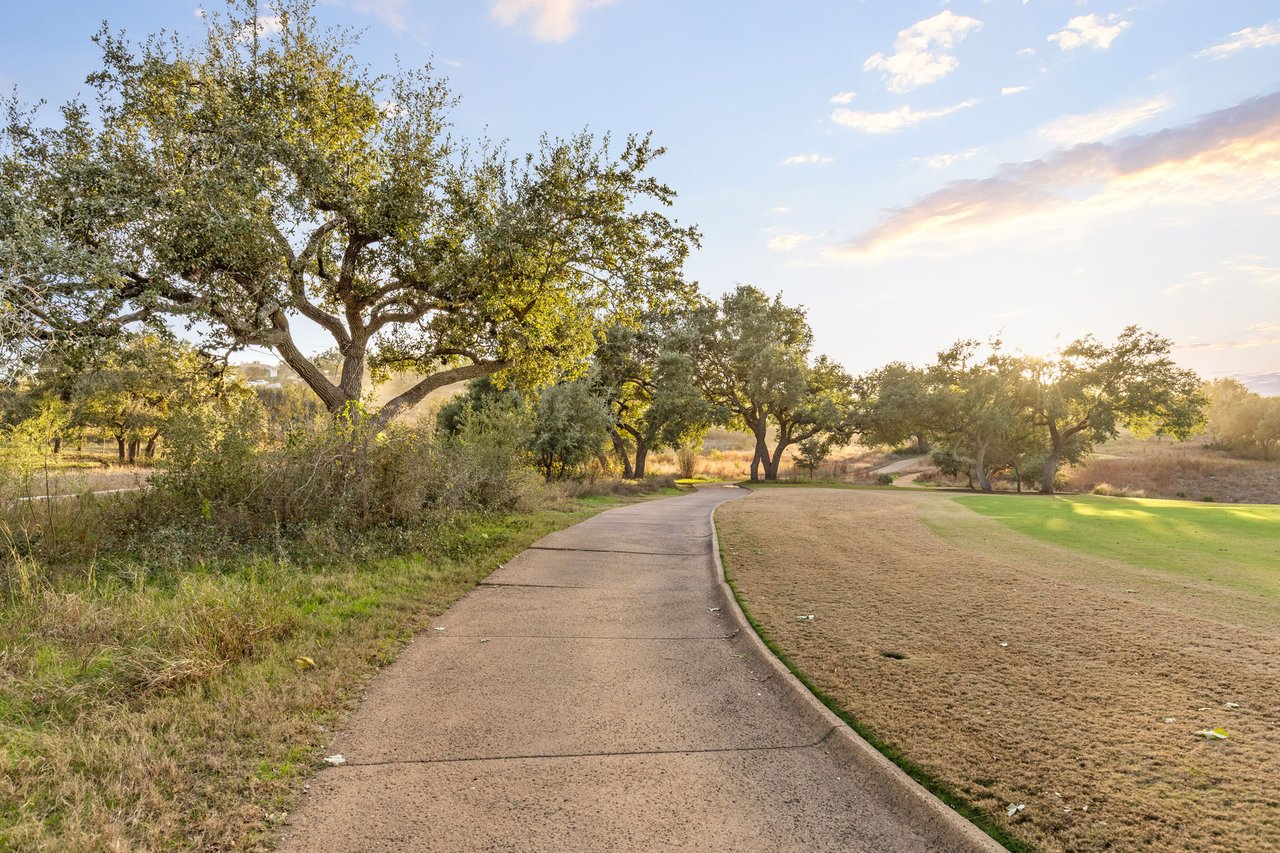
top-left (279, 486), bottom-right (1000, 852)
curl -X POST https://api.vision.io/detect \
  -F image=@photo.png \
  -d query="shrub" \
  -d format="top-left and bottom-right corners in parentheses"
top-left (876, 473), bottom-right (895, 486)
top-left (675, 446), bottom-right (699, 479)
top-left (1091, 483), bottom-right (1147, 498)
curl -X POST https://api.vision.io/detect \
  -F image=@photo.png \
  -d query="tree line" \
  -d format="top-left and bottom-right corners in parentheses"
top-left (0, 0), bottom-right (1221, 496)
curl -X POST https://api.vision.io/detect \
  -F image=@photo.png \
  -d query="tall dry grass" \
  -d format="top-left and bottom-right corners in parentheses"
top-left (1068, 446), bottom-right (1280, 503)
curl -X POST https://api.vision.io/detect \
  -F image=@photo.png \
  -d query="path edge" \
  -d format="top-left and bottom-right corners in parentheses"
top-left (707, 491), bottom-right (1007, 853)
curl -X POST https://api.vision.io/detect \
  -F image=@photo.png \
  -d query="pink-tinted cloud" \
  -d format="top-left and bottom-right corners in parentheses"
top-left (841, 92), bottom-right (1280, 256)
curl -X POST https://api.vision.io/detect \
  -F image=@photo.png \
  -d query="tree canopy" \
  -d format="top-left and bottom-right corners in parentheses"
top-left (0, 0), bottom-right (698, 424)
top-left (689, 285), bottom-right (855, 481)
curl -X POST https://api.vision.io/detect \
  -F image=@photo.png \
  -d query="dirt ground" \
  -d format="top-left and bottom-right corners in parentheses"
top-left (716, 488), bottom-right (1280, 852)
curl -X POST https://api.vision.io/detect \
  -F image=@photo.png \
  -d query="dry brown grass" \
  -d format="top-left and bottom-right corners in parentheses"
top-left (646, 438), bottom-right (892, 483)
top-left (718, 488), bottom-right (1280, 853)
top-left (1068, 436), bottom-right (1280, 504)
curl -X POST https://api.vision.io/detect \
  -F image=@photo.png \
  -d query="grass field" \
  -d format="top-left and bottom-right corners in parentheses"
top-left (0, 492), bottom-right (666, 852)
top-left (716, 487), bottom-right (1280, 853)
top-left (958, 494), bottom-right (1280, 598)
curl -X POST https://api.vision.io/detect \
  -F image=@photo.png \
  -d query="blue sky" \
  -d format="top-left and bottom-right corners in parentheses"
top-left (2, 1), bottom-right (1278, 388)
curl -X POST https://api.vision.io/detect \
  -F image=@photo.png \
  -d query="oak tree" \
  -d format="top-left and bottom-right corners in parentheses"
top-left (0, 1), bottom-right (698, 425)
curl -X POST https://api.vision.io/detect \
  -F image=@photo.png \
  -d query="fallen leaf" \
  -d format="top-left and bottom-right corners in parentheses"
top-left (295, 656), bottom-right (316, 670)
top-left (1195, 728), bottom-right (1230, 740)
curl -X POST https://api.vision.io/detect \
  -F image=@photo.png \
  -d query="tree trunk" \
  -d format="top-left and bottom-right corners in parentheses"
top-left (116, 433), bottom-right (126, 463)
top-left (144, 431), bottom-right (160, 459)
top-left (750, 429), bottom-right (768, 482)
top-left (766, 440), bottom-right (787, 481)
top-left (1040, 446), bottom-right (1062, 495)
top-left (127, 439), bottom-right (139, 465)
top-left (52, 434), bottom-right (62, 455)
top-left (913, 433), bottom-right (930, 454)
top-left (609, 429), bottom-right (634, 479)
top-left (973, 438), bottom-right (992, 492)
top-left (1012, 462), bottom-right (1022, 493)
top-left (633, 440), bottom-right (649, 480)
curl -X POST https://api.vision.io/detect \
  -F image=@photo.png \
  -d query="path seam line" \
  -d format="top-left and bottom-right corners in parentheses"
top-left (335, 727), bottom-right (838, 768)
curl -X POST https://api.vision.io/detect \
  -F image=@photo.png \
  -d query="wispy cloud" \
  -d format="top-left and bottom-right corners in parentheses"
top-left (831, 98), bottom-right (977, 134)
top-left (830, 91), bottom-right (857, 105)
top-left (1048, 14), bottom-right (1131, 51)
top-left (766, 233), bottom-right (812, 252)
top-left (838, 92), bottom-right (1280, 257)
top-left (781, 154), bottom-right (833, 165)
top-left (490, 0), bottom-right (614, 42)
top-left (864, 11), bottom-right (983, 93)
top-left (912, 148), bottom-right (981, 169)
top-left (1001, 85), bottom-right (1029, 96)
top-left (1197, 20), bottom-right (1280, 60)
top-left (1037, 97), bottom-right (1171, 146)
top-left (1179, 330), bottom-right (1280, 352)
top-left (320, 0), bottom-right (412, 33)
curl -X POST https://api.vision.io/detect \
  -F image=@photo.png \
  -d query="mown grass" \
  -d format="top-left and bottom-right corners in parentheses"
top-left (0, 497), bottom-right (650, 852)
top-left (958, 493), bottom-right (1280, 599)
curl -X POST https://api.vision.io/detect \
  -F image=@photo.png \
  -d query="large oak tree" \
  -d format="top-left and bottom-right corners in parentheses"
top-left (0, 1), bottom-right (698, 424)
top-left (1028, 326), bottom-right (1205, 493)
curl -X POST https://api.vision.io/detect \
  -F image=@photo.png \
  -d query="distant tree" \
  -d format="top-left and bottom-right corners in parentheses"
top-left (1, 0), bottom-right (698, 425)
top-left (1028, 326), bottom-right (1205, 494)
top-left (72, 334), bottom-right (226, 462)
top-left (527, 381), bottom-right (613, 480)
top-left (794, 436), bottom-right (835, 478)
top-left (853, 362), bottom-right (935, 454)
top-left (927, 340), bottom-right (1039, 493)
top-left (592, 319), bottom-right (711, 479)
top-left (689, 286), bottom-right (856, 481)
top-left (1205, 378), bottom-right (1280, 460)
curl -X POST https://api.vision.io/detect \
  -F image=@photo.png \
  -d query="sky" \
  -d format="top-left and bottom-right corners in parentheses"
top-left (2, 0), bottom-right (1279, 390)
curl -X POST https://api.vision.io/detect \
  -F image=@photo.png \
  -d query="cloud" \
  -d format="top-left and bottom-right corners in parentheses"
top-left (864, 11), bottom-right (983, 93)
top-left (1001, 85), bottom-right (1029, 96)
top-left (912, 147), bottom-right (981, 169)
top-left (839, 91), bottom-right (1280, 257)
top-left (490, 0), bottom-right (614, 42)
top-left (830, 91), bottom-right (858, 104)
top-left (771, 206), bottom-right (791, 214)
top-left (1016, 47), bottom-right (1037, 58)
top-left (320, 0), bottom-right (412, 33)
top-left (1177, 326), bottom-right (1280, 350)
top-left (831, 99), bottom-right (977, 134)
top-left (1226, 260), bottom-right (1280, 285)
top-left (1048, 14), bottom-right (1131, 51)
top-left (1197, 20), bottom-right (1280, 60)
top-left (1037, 97), bottom-right (1171, 146)
top-left (767, 233), bottom-right (811, 252)
top-left (781, 154), bottom-right (833, 165)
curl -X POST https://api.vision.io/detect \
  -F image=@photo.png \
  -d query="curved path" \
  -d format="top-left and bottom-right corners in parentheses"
top-left (280, 486), bottom-right (999, 852)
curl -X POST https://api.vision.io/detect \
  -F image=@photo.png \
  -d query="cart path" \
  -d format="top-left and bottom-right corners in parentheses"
top-left (278, 486), bottom-right (1000, 852)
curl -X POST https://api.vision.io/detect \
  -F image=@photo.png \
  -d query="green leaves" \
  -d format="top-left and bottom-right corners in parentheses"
top-left (3, 1), bottom-right (698, 423)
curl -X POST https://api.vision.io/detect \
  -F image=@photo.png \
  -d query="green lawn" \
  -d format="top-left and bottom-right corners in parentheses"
top-left (957, 494), bottom-right (1280, 598)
